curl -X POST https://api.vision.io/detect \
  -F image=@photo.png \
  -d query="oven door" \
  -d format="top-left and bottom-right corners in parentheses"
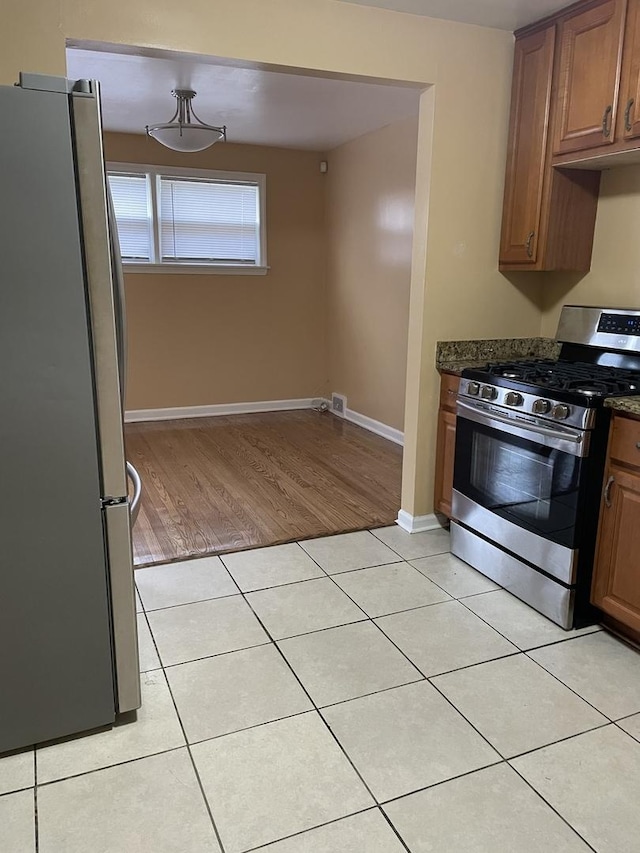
top-left (452, 400), bottom-right (590, 583)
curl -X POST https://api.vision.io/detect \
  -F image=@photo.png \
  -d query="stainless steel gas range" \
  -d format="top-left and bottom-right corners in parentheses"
top-left (451, 305), bottom-right (640, 630)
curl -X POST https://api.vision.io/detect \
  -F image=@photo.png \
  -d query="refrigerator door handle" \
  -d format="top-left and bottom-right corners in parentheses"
top-left (103, 502), bottom-right (141, 713)
top-left (126, 461), bottom-right (142, 525)
top-left (70, 83), bottom-right (128, 501)
top-left (106, 187), bottom-right (127, 407)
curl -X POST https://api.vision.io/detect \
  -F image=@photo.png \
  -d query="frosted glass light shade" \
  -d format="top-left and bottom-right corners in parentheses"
top-left (146, 123), bottom-right (225, 153)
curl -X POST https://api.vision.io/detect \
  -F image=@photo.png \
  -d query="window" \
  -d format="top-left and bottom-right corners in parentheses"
top-left (107, 163), bottom-right (267, 275)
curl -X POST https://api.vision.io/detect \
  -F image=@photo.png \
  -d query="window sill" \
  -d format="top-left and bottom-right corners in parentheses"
top-left (122, 263), bottom-right (269, 276)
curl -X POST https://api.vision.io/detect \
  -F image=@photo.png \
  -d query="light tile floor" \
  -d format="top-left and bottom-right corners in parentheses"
top-left (2, 525), bottom-right (640, 852)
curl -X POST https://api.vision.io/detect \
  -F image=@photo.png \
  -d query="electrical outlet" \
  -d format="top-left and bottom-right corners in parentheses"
top-left (331, 393), bottom-right (347, 417)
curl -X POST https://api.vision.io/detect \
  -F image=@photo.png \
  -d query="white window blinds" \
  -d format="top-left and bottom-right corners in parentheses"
top-left (159, 177), bottom-right (260, 265)
top-left (107, 173), bottom-right (152, 261)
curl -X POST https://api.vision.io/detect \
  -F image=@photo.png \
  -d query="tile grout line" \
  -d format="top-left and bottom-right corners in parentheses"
top-left (378, 807), bottom-right (413, 852)
top-left (379, 759), bottom-right (506, 808)
top-left (507, 762), bottom-right (600, 853)
top-left (34, 745), bottom-right (187, 789)
top-left (237, 590), bottom-right (381, 810)
top-left (613, 709), bottom-right (640, 723)
top-left (425, 657), bottom-right (622, 770)
top-left (240, 806), bottom-right (386, 853)
top-left (501, 720), bottom-right (614, 763)
top-left (523, 649), bottom-right (617, 723)
top-left (159, 639), bottom-right (273, 671)
top-left (141, 607), bottom-right (229, 853)
top-left (614, 720), bottom-right (640, 742)
top-left (455, 592), bottom-right (603, 654)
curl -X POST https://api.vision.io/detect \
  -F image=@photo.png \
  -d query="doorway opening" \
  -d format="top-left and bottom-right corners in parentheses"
top-left (66, 43), bottom-right (425, 565)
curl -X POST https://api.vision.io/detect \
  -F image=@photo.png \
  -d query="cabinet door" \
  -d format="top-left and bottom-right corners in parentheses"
top-left (434, 408), bottom-right (457, 517)
top-left (621, 0), bottom-right (640, 138)
top-left (553, 0), bottom-right (627, 155)
top-left (499, 27), bottom-right (555, 265)
top-left (592, 464), bottom-right (640, 633)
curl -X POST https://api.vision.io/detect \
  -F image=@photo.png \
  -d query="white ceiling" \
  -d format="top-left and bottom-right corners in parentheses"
top-left (337, 0), bottom-right (570, 31)
top-left (66, 49), bottom-right (422, 151)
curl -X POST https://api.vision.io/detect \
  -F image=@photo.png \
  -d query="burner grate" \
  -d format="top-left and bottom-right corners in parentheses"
top-left (483, 359), bottom-right (640, 397)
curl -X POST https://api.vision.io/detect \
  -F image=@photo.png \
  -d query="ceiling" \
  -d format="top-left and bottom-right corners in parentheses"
top-left (66, 49), bottom-right (422, 151)
top-left (336, 0), bottom-right (571, 31)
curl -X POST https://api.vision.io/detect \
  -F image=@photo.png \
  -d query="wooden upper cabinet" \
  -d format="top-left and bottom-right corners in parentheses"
top-left (500, 27), bottom-right (555, 265)
top-left (553, 0), bottom-right (627, 155)
top-left (620, 0), bottom-right (640, 138)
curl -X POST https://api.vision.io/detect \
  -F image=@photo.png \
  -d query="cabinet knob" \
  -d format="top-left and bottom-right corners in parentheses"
top-left (603, 475), bottom-right (615, 509)
top-left (525, 231), bottom-right (535, 258)
top-left (625, 99), bottom-right (635, 133)
top-left (602, 105), bottom-right (613, 138)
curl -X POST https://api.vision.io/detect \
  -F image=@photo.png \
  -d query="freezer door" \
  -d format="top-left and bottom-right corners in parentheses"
top-left (71, 83), bottom-right (141, 712)
top-left (103, 503), bottom-right (141, 712)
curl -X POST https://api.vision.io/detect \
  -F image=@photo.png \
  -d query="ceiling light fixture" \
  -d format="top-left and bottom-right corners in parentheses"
top-left (146, 89), bottom-right (227, 153)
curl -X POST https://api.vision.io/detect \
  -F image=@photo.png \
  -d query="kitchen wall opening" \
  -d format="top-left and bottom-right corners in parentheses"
top-left (66, 43), bottom-right (424, 566)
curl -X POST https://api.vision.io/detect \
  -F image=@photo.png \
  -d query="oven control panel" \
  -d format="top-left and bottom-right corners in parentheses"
top-left (459, 380), bottom-right (594, 430)
top-left (597, 312), bottom-right (640, 337)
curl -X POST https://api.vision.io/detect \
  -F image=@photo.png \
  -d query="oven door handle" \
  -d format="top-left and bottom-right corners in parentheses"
top-left (456, 400), bottom-right (589, 457)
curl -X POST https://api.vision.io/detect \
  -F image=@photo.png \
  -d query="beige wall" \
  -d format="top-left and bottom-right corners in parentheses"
top-left (325, 116), bottom-right (418, 432)
top-left (104, 133), bottom-right (327, 410)
top-left (541, 165), bottom-right (640, 336)
top-left (3, 0), bottom-right (544, 517)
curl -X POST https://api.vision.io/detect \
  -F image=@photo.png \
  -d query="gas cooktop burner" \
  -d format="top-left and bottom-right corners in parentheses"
top-left (478, 359), bottom-right (640, 399)
top-left (573, 384), bottom-right (607, 397)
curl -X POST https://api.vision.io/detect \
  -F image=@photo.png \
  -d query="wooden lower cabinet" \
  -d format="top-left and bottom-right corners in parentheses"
top-left (592, 414), bottom-right (640, 634)
top-left (434, 374), bottom-right (459, 517)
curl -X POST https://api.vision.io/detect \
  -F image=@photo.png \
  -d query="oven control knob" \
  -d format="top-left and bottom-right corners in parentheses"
top-left (505, 392), bottom-right (524, 407)
top-left (533, 399), bottom-right (552, 415)
top-left (467, 381), bottom-right (481, 396)
top-left (552, 404), bottom-right (571, 420)
top-left (480, 385), bottom-right (498, 401)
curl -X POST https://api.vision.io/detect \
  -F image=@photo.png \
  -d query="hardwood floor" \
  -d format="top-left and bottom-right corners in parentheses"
top-left (126, 410), bottom-right (402, 567)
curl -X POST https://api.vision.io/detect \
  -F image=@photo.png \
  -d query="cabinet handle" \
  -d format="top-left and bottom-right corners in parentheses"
top-left (636, 441), bottom-right (640, 450)
top-left (602, 105), bottom-right (613, 138)
top-left (603, 475), bottom-right (615, 508)
top-left (525, 231), bottom-right (535, 258)
top-left (625, 99), bottom-right (635, 133)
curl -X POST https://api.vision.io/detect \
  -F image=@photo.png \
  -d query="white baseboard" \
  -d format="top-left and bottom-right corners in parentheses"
top-left (344, 408), bottom-right (404, 446)
top-left (124, 398), bottom-right (319, 423)
top-left (125, 398), bottom-right (405, 449)
top-left (396, 510), bottom-right (443, 534)
top-left (125, 397), bottom-right (406, 447)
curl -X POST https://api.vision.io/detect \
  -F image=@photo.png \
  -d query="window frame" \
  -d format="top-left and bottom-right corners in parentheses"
top-left (106, 162), bottom-right (268, 276)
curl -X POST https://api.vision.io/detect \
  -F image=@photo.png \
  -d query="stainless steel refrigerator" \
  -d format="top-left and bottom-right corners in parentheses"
top-left (0, 73), bottom-right (142, 753)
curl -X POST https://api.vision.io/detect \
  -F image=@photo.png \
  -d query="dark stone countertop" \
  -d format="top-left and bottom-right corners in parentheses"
top-left (604, 397), bottom-right (640, 417)
top-left (436, 337), bottom-right (561, 376)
